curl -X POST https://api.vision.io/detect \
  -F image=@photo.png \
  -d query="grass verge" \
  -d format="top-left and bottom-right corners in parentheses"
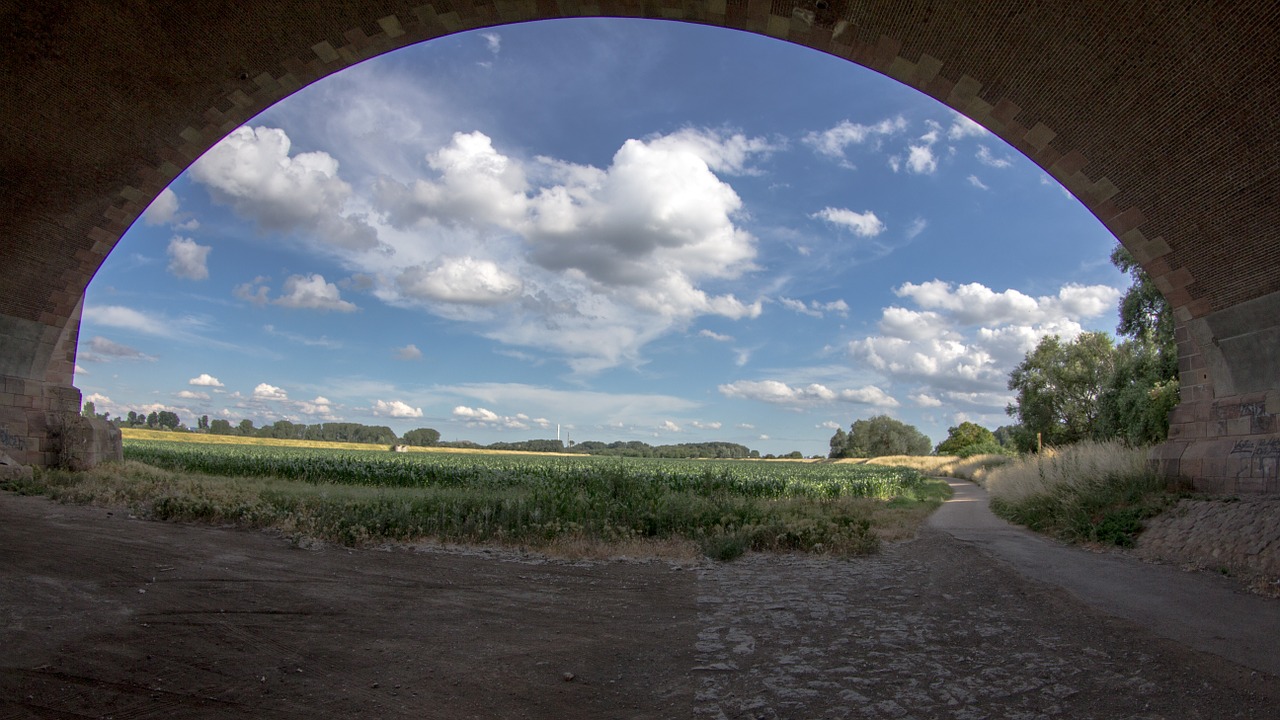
top-left (7, 461), bottom-right (950, 560)
top-left (984, 441), bottom-right (1187, 547)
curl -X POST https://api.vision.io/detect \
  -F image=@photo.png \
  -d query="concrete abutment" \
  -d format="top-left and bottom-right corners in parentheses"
top-left (0, 373), bottom-right (122, 473)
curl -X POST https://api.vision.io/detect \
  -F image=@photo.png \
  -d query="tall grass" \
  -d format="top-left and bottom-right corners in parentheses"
top-left (985, 441), bottom-right (1180, 547)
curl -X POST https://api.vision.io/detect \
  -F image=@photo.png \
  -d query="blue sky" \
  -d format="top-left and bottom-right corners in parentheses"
top-left (77, 19), bottom-right (1125, 455)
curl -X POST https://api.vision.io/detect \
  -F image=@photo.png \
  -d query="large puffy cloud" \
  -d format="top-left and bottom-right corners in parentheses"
top-left (190, 126), bottom-right (379, 251)
top-left (523, 134), bottom-right (757, 288)
top-left (644, 127), bottom-right (778, 175)
top-left (200, 125), bottom-right (770, 372)
top-left (189, 373), bottom-right (224, 387)
top-left (375, 131), bottom-right (529, 229)
top-left (719, 380), bottom-right (898, 408)
top-left (366, 128), bottom-right (766, 371)
top-left (847, 279), bottom-right (1122, 403)
top-left (895, 280), bottom-right (1119, 327)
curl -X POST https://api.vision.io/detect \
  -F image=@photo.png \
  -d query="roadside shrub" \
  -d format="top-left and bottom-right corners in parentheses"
top-left (985, 441), bottom-right (1180, 547)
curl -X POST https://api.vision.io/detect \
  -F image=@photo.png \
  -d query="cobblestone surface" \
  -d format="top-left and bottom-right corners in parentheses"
top-left (693, 533), bottom-right (1278, 719)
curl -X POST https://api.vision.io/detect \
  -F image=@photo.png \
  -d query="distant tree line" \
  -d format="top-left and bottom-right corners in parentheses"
top-left (96, 408), bottom-right (763, 459)
top-left (471, 439), bottom-right (759, 459)
top-left (101, 410), bottom-right (443, 448)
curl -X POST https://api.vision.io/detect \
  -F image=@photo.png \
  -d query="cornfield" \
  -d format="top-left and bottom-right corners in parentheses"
top-left (20, 439), bottom-right (948, 559)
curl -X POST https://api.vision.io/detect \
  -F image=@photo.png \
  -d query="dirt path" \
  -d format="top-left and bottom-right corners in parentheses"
top-left (926, 478), bottom-right (1280, 678)
top-left (3, 491), bottom-right (1278, 718)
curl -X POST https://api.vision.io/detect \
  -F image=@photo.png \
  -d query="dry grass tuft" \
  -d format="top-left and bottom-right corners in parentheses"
top-left (985, 441), bottom-right (1150, 504)
top-left (984, 441), bottom-right (1178, 547)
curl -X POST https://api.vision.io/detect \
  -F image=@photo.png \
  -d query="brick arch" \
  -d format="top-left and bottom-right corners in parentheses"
top-left (2, 2), bottom-right (1277, 489)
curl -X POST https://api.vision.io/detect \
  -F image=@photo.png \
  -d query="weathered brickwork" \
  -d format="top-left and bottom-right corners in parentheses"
top-left (1, 1), bottom-right (1277, 489)
top-left (0, 373), bottom-right (120, 471)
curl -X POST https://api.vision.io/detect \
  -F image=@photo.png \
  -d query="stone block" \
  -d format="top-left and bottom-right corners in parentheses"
top-left (0, 451), bottom-right (33, 484)
top-left (1238, 476), bottom-right (1268, 495)
top-left (1179, 458), bottom-right (1202, 480)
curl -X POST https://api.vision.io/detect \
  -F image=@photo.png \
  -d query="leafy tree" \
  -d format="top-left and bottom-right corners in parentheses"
top-left (1095, 337), bottom-right (1181, 445)
top-left (784, 450), bottom-right (804, 459)
top-left (402, 428), bottom-right (441, 446)
top-left (198, 415), bottom-right (209, 430)
top-left (126, 410), bottom-right (140, 426)
top-left (828, 428), bottom-right (849, 459)
top-left (237, 418), bottom-right (255, 435)
top-left (936, 422), bottom-right (999, 457)
top-left (1094, 244), bottom-right (1179, 444)
top-left (833, 415), bottom-right (932, 458)
top-left (81, 400), bottom-right (96, 418)
top-left (156, 410), bottom-right (180, 429)
top-left (1111, 245), bottom-right (1176, 377)
top-left (259, 420), bottom-right (304, 439)
top-left (147, 411), bottom-right (159, 428)
top-left (1006, 332), bottom-right (1117, 451)
top-left (992, 425), bottom-right (1019, 449)
top-left (209, 418), bottom-right (233, 435)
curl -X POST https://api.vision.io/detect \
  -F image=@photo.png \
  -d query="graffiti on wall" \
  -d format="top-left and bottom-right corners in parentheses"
top-left (1230, 439), bottom-right (1280, 459)
top-left (0, 425), bottom-right (27, 451)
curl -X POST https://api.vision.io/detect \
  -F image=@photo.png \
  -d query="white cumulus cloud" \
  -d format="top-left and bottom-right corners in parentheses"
top-left (189, 373), bottom-right (224, 387)
top-left (274, 274), bottom-right (357, 312)
top-left (166, 236), bottom-right (211, 280)
top-left (190, 126), bottom-right (379, 251)
top-left (396, 256), bottom-right (522, 306)
top-left (142, 187), bottom-right (179, 225)
top-left (846, 279), bottom-right (1122, 404)
top-left (373, 399), bottom-right (423, 418)
top-left (253, 383), bottom-right (288, 400)
top-left (813, 207), bottom-right (886, 237)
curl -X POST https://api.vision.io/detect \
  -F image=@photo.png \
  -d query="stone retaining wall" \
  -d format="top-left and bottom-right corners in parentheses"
top-left (1136, 498), bottom-right (1280, 580)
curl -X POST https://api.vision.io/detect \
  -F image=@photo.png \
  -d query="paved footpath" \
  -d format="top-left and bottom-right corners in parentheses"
top-left (926, 478), bottom-right (1280, 678)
